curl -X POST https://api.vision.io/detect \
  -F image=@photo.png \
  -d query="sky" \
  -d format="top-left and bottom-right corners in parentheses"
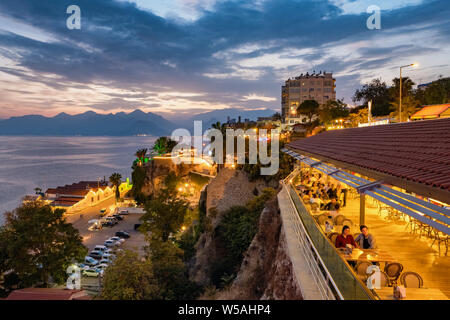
top-left (0, 0), bottom-right (449, 120)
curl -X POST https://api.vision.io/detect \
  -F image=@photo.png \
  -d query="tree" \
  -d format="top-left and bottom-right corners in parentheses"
top-left (146, 238), bottom-right (200, 299)
top-left (318, 99), bottom-right (350, 125)
top-left (153, 137), bottom-right (177, 155)
top-left (141, 190), bottom-right (189, 242)
top-left (101, 250), bottom-right (160, 300)
top-left (390, 95), bottom-right (421, 122)
top-left (348, 108), bottom-right (369, 127)
top-left (297, 100), bottom-right (320, 123)
top-left (0, 201), bottom-right (86, 287)
top-left (415, 77), bottom-right (450, 105)
top-left (272, 112), bottom-right (282, 121)
top-left (109, 173), bottom-right (123, 202)
top-left (211, 121), bottom-right (227, 135)
top-left (352, 78), bottom-right (391, 116)
top-left (135, 148), bottom-right (148, 166)
top-left (34, 187), bottom-right (42, 195)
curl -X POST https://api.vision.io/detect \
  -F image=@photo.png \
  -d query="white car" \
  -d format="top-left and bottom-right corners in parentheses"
top-left (97, 263), bottom-right (109, 271)
top-left (84, 256), bottom-right (99, 266)
top-left (109, 236), bottom-right (125, 244)
top-left (118, 209), bottom-right (129, 215)
top-left (94, 245), bottom-right (107, 252)
top-left (99, 258), bottom-right (113, 265)
top-left (104, 239), bottom-right (117, 247)
top-left (82, 267), bottom-right (103, 278)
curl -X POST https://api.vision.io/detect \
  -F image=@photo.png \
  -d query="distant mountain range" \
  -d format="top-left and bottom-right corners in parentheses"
top-left (0, 110), bottom-right (175, 136)
top-left (0, 108), bottom-right (278, 136)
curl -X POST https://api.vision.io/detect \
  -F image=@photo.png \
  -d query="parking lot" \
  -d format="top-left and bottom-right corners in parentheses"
top-left (66, 204), bottom-right (147, 295)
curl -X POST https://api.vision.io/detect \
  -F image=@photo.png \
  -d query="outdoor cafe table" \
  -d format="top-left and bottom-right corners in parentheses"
top-left (337, 248), bottom-right (395, 263)
top-left (374, 287), bottom-right (449, 300)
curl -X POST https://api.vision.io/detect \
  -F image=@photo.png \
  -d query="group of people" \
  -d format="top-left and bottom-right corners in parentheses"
top-left (298, 170), bottom-right (376, 250)
top-left (298, 172), bottom-right (348, 215)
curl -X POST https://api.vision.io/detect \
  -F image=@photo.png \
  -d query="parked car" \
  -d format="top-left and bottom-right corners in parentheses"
top-left (104, 239), bottom-right (117, 247)
top-left (96, 263), bottom-right (109, 271)
top-left (89, 251), bottom-right (104, 260)
top-left (84, 256), bottom-right (99, 266)
top-left (94, 245), bottom-right (108, 252)
top-left (112, 214), bottom-right (124, 221)
top-left (82, 267), bottom-right (103, 278)
top-left (105, 217), bottom-right (118, 225)
top-left (110, 236), bottom-right (125, 244)
top-left (115, 231), bottom-right (130, 239)
top-left (118, 209), bottom-right (129, 215)
top-left (102, 220), bottom-right (114, 228)
top-left (102, 253), bottom-right (116, 261)
top-left (99, 258), bottom-right (113, 265)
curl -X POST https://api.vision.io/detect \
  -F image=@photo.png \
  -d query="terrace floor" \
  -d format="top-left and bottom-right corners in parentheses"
top-left (327, 193), bottom-right (450, 299)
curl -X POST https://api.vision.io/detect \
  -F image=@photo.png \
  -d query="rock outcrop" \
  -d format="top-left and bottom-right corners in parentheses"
top-left (216, 197), bottom-right (303, 300)
top-left (189, 168), bottom-right (277, 285)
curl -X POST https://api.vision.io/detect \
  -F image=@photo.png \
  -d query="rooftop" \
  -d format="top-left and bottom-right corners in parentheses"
top-left (287, 118), bottom-right (450, 203)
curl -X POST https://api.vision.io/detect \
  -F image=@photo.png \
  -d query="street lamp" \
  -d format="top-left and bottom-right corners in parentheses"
top-left (399, 63), bottom-right (418, 122)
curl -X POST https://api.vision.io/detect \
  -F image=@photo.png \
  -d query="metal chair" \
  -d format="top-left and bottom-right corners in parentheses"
top-left (399, 271), bottom-right (424, 288)
top-left (333, 214), bottom-right (346, 225)
top-left (384, 262), bottom-right (403, 285)
top-left (431, 230), bottom-right (449, 256)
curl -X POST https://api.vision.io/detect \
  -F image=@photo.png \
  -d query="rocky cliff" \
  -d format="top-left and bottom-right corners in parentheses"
top-left (189, 167), bottom-right (302, 300)
top-left (216, 197), bottom-right (303, 300)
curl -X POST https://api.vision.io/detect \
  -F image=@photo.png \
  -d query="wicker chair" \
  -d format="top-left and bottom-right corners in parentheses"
top-left (355, 261), bottom-right (372, 282)
top-left (333, 214), bottom-right (346, 225)
top-left (379, 271), bottom-right (391, 287)
top-left (384, 262), bottom-right (404, 284)
top-left (328, 232), bottom-right (340, 247)
top-left (316, 214), bottom-right (330, 225)
top-left (310, 202), bottom-right (320, 213)
top-left (399, 271), bottom-right (424, 288)
top-left (341, 219), bottom-right (353, 227)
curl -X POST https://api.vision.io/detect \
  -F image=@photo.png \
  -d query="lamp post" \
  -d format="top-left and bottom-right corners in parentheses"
top-left (399, 63), bottom-right (418, 122)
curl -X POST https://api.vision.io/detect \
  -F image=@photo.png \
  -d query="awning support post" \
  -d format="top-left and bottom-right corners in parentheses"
top-left (360, 193), bottom-right (366, 226)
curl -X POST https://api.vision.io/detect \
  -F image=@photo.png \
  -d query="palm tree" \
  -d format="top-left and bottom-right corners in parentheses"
top-left (135, 148), bottom-right (148, 166)
top-left (211, 121), bottom-right (227, 135)
top-left (109, 173), bottom-right (123, 202)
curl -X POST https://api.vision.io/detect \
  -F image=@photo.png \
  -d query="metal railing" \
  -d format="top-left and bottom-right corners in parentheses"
top-left (281, 168), bottom-right (375, 300)
top-left (280, 169), bottom-right (343, 299)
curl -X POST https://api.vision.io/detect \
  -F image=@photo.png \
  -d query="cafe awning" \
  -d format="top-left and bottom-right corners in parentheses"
top-left (282, 148), bottom-right (450, 235)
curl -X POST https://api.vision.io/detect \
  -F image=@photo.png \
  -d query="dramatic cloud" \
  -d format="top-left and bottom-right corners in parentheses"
top-left (0, 0), bottom-right (448, 119)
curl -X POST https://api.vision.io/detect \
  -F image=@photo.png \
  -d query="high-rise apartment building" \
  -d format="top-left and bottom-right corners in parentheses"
top-left (281, 71), bottom-right (336, 123)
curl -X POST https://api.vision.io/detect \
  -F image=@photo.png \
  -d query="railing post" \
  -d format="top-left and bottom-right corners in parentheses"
top-left (360, 193), bottom-right (366, 226)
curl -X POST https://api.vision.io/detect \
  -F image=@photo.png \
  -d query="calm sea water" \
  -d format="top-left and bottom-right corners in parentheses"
top-left (0, 136), bottom-right (157, 224)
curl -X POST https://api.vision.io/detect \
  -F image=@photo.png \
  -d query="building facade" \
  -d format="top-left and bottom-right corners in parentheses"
top-left (281, 71), bottom-right (336, 123)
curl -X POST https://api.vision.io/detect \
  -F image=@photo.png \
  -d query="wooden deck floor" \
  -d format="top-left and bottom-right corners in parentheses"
top-left (338, 194), bottom-right (450, 299)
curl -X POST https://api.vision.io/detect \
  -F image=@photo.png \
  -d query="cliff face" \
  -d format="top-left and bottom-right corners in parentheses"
top-left (189, 168), bottom-right (277, 285)
top-left (216, 197), bottom-right (303, 300)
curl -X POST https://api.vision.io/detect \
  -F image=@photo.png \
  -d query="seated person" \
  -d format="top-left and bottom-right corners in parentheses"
top-left (355, 225), bottom-right (377, 249)
top-left (335, 225), bottom-right (358, 248)
top-left (323, 197), bottom-right (340, 211)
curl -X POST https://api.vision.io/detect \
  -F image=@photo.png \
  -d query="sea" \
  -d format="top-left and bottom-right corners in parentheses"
top-left (0, 136), bottom-right (157, 224)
